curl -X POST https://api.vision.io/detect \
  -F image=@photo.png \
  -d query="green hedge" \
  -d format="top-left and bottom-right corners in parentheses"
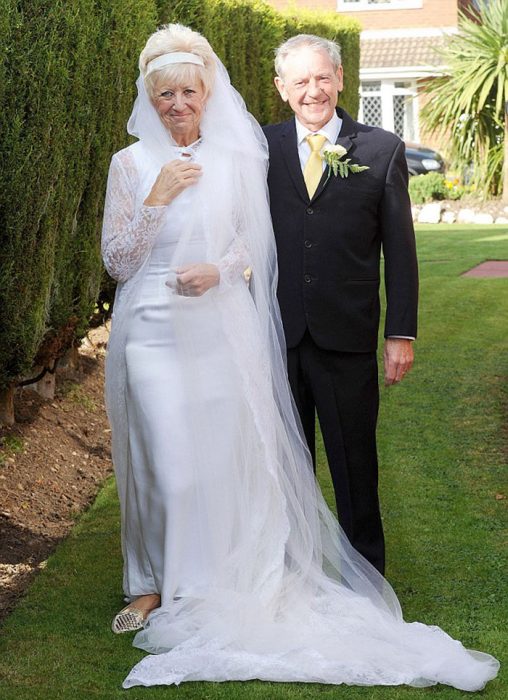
top-left (0, 0), bottom-right (359, 391)
top-left (0, 0), bottom-right (157, 388)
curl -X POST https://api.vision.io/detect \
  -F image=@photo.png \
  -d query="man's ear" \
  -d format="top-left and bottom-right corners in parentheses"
top-left (274, 76), bottom-right (288, 102)
top-left (336, 65), bottom-right (344, 93)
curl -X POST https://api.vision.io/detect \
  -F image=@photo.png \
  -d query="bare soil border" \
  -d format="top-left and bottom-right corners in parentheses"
top-left (0, 328), bottom-right (113, 623)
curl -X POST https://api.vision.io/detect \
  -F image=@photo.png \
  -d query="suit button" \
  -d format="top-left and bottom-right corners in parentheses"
top-left (304, 274), bottom-right (311, 283)
top-left (304, 240), bottom-right (312, 248)
top-left (306, 207), bottom-right (313, 215)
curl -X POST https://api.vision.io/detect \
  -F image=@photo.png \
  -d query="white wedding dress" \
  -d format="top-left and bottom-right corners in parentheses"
top-left (101, 60), bottom-right (499, 691)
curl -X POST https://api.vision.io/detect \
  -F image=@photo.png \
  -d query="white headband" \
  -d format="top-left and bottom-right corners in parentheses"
top-left (146, 52), bottom-right (205, 76)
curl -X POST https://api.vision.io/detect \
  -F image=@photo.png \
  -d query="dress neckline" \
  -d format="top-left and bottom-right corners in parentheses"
top-left (172, 137), bottom-right (202, 156)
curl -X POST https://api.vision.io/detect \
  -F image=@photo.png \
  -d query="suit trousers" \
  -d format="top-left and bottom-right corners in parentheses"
top-left (287, 331), bottom-right (385, 574)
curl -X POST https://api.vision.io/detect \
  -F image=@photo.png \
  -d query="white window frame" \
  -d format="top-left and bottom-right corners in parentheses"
top-left (359, 79), bottom-right (419, 141)
top-left (337, 0), bottom-right (422, 11)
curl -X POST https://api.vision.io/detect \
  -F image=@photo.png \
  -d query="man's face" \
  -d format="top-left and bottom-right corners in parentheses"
top-left (275, 47), bottom-right (343, 132)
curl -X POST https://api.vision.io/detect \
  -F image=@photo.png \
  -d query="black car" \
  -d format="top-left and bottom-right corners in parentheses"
top-left (404, 143), bottom-right (445, 176)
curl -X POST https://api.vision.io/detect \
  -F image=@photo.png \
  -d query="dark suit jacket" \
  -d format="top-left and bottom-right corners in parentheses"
top-left (263, 108), bottom-right (418, 353)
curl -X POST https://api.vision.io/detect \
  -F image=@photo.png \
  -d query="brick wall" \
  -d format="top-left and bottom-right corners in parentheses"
top-left (338, 1), bottom-right (459, 29)
top-left (268, 1), bottom-right (462, 28)
top-left (416, 82), bottom-right (449, 155)
top-left (269, 0), bottom-right (337, 11)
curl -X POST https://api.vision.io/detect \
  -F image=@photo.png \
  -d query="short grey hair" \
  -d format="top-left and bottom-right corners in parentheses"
top-left (274, 34), bottom-right (342, 80)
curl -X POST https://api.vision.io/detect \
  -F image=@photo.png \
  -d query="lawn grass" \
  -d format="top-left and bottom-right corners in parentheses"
top-left (0, 225), bottom-right (506, 699)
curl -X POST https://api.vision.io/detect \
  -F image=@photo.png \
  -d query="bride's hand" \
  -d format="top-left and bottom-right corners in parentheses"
top-left (175, 264), bottom-right (220, 296)
top-left (144, 159), bottom-right (202, 207)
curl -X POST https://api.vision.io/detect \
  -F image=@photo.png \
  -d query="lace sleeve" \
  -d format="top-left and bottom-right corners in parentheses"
top-left (216, 202), bottom-right (251, 291)
top-left (101, 150), bottom-right (167, 283)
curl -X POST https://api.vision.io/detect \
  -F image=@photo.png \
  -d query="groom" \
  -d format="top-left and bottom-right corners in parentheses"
top-left (263, 35), bottom-right (418, 574)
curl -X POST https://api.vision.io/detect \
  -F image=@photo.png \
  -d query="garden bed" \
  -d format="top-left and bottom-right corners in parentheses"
top-left (0, 331), bottom-right (112, 622)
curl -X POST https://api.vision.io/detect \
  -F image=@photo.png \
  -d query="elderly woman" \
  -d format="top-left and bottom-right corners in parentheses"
top-left (102, 24), bottom-right (498, 690)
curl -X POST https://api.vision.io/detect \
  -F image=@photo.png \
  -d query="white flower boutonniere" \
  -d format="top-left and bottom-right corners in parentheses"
top-left (322, 144), bottom-right (370, 180)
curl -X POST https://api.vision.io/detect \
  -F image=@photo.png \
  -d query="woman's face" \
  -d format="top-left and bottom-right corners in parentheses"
top-left (152, 78), bottom-right (207, 144)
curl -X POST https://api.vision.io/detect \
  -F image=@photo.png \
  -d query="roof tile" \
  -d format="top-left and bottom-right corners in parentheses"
top-left (361, 35), bottom-right (446, 69)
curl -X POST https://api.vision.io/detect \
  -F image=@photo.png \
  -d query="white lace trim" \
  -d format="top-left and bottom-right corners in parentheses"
top-left (101, 149), bottom-right (167, 283)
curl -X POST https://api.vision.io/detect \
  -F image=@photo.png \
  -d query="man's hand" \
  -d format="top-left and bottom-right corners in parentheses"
top-left (175, 264), bottom-right (220, 297)
top-left (383, 338), bottom-right (414, 386)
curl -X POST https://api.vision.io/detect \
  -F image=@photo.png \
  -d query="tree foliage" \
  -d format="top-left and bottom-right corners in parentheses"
top-left (420, 0), bottom-right (508, 197)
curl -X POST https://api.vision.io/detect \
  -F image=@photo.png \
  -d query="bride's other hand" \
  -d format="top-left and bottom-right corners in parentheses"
top-left (144, 159), bottom-right (202, 207)
top-left (176, 264), bottom-right (220, 296)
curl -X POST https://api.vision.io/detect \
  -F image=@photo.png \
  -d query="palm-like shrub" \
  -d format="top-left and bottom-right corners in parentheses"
top-left (420, 0), bottom-right (508, 198)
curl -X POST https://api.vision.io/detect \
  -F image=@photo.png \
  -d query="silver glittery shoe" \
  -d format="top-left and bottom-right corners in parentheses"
top-left (111, 606), bottom-right (145, 634)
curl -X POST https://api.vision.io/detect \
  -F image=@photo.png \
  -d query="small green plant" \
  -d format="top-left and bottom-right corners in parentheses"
top-left (0, 434), bottom-right (25, 466)
top-left (443, 176), bottom-right (470, 201)
top-left (409, 172), bottom-right (450, 204)
top-left (60, 381), bottom-right (96, 412)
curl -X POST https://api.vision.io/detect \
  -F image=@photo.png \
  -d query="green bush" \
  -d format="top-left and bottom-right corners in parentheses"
top-left (408, 172), bottom-right (450, 205)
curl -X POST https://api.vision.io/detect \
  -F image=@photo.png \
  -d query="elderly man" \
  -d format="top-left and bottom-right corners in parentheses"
top-left (263, 35), bottom-right (418, 574)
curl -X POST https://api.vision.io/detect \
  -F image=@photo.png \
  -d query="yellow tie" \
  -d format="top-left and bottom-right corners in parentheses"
top-left (304, 134), bottom-right (327, 198)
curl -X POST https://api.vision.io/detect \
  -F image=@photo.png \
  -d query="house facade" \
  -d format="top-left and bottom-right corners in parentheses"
top-left (268, 0), bottom-right (475, 150)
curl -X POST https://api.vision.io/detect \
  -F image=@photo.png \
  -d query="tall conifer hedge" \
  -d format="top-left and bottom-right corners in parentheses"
top-left (0, 0), bottom-right (157, 389)
top-left (0, 0), bottom-right (359, 396)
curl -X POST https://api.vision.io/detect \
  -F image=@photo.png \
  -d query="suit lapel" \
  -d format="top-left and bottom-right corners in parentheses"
top-left (279, 120), bottom-right (310, 203)
top-left (312, 108), bottom-right (357, 201)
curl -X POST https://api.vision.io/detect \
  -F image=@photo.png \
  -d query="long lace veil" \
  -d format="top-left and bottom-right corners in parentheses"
top-left (103, 47), bottom-right (499, 692)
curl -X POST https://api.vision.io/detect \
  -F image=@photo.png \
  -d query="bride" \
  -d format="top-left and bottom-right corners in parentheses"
top-left (101, 23), bottom-right (499, 690)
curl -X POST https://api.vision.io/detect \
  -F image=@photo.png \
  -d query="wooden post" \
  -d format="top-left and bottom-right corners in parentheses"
top-left (35, 368), bottom-right (56, 400)
top-left (0, 385), bottom-right (15, 426)
top-left (22, 366), bottom-right (57, 400)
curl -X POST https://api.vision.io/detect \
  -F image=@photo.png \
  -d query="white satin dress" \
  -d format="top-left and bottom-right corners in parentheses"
top-left (119, 151), bottom-right (252, 603)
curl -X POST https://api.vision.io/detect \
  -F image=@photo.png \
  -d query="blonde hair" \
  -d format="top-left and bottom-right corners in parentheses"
top-left (139, 24), bottom-right (216, 99)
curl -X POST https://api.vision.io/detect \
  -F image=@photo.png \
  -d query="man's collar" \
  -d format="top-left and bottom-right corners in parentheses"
top-left (295, 110), bottom-right (342, 146)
